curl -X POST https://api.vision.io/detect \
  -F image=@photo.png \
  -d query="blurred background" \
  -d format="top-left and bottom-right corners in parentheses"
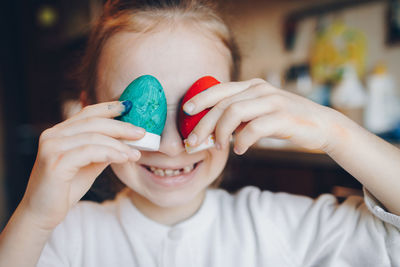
top-left (1, 0), bottom-right (400, 229)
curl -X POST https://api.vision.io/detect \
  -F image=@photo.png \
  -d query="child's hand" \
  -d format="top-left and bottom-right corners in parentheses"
top-left (183, 78), bottom-right (346, 154)
top-left (20, 101), bottom-right (145, 230)
top-left (185, 78), bottom-right (400, 216)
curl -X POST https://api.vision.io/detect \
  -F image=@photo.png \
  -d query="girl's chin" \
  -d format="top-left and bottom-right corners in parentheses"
top-left (144, 189), bottom-right (205, 209)
top-left (130, 181), bottom-right (207, 209)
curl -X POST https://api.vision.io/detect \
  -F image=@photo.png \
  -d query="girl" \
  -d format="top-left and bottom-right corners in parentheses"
top-left (1, 0), bottom-right (399, 266)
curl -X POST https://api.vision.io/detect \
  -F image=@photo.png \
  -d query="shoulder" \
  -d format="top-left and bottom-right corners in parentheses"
top-left (51, 192), bottom-right (127, 239)
top-left (207, 186), bottom-right (317, 214)
top-left (207, 186), bottom-right (370, 228)
top-left (65, 197), bottom-right (121, 225)
top-left (39, 195), bottom-right (127, 265)
top-left (43, 193), bottom-right (126, 254)
top-left (205, 186), bottom-right (310, 265)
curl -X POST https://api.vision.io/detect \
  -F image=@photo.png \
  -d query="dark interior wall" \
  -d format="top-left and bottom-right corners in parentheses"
top-left (0, 1), bottom-right (32, 223)
top-left (0, 1), bottom-right (91, 224)
top-left (0, 74), bottom-right (6, 229)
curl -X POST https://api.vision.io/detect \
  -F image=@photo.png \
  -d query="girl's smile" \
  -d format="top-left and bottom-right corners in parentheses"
top-left (95, 22), bottom-right (231, 217)
top-left (139, 159), bottom-right (203, 188)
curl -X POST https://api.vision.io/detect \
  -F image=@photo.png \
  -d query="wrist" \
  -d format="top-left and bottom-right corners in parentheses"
top-left (320, 109), bottom-right (359, 155)
top-left (17, 198), bottom-right (58, 233)
top-left (0, 199), bottom-right (54, 267)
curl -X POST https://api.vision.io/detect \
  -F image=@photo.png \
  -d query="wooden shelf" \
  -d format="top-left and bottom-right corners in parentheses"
top-left (254, 137), bottom-right (400, 157)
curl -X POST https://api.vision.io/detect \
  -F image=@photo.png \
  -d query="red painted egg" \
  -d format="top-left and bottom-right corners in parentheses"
top-left (179, 76), bottom-right (220, 139)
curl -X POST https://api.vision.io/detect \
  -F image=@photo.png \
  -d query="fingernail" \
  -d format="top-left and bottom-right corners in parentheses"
top-left (133, 127), bottom-right (146, 136)
top-left (183, 102), bottom-right (195, 114)
top-left (234, 146), bottom-right (243, 155)
top-left (128, 149), bottom-right (141, 160)
top-left (187, 133), bottom-right (198, 146)
top-left (121, 100), bottom-right (132, 116)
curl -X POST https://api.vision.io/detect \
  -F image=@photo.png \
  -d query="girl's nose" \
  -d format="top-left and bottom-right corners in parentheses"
top-left (158, 112), bottom-right (185, 156)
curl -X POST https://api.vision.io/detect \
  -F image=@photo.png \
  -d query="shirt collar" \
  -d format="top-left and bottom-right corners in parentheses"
top-left (116, 188), bottom-right (219, 240)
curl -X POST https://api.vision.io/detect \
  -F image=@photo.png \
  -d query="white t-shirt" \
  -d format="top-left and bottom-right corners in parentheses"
top-left (37, 186), bottom-right (400, 267)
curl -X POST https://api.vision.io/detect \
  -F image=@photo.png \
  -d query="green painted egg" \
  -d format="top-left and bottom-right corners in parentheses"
top-left (117, 75), bottom-right (167, 151)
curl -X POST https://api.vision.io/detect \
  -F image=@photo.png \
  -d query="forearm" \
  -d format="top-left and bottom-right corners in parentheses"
top-left (325, 112), bottom-right (400, 215)
top-left (0, 202), bottom-right (53, 267)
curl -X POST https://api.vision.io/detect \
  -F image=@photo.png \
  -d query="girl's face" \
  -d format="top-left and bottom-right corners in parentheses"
top-left (96, 24), bottom-right (231, 208)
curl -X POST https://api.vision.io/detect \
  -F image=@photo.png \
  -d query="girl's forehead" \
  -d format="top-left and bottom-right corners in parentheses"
top-left (96, 25), bottom-right (231, 104)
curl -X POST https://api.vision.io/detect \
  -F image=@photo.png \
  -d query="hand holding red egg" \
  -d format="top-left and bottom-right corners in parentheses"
top-left (181, 78), bottom-right (347, 155)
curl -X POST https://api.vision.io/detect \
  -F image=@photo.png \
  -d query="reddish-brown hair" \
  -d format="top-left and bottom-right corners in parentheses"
top-left (78, 0), bottom-right (241, 104)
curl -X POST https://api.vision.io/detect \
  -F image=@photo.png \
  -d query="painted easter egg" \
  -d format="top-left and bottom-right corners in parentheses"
top-left (179, 76), bottom-right (220, 153)
top-left (118, 75), bottom-right (167, 151)
top-left (179, 76), bottom-right (220, 139)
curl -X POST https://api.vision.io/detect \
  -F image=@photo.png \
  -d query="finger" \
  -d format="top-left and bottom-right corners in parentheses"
top-left (183, 78), bottom-right (269, 115)
top-left (186, 105), bottom-right (224, 146)
top-left (53, 117), bottom-right (145, 140)
top-left (191, 88), bottom-right (278, 146)
top-left (48, 133), bottom-right (140, 160)
top-left (233, 114), bottom-right (289, 155)
top-left (42, 100), bottom-right (142, 141)
top-left (56, 144), bottom-right (140, 175)
top-left (66, 101), bottom-right (130, 123)
top-left (215, 96), bottom-right (277, 148)
top-left (68, 162), bottom-right (110, 205)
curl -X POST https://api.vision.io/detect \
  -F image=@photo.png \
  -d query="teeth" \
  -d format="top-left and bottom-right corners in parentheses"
top-left (183, 165), bottom-right (193, 173)
top-left (165, 169), bottom-right (174, 176)
top-left (154, 169), bottom-right (165, 177)
top-left (147, 163), bottom-right (196, 177)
